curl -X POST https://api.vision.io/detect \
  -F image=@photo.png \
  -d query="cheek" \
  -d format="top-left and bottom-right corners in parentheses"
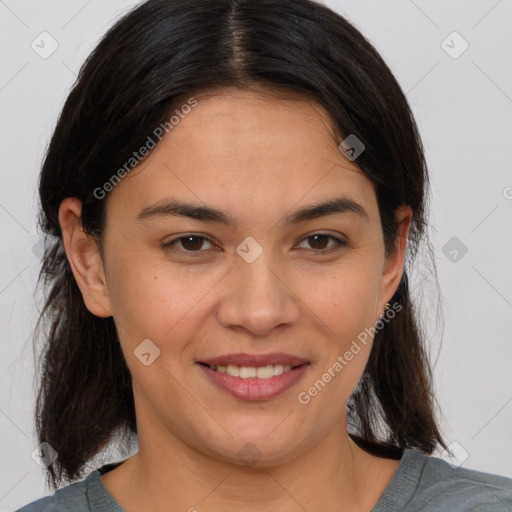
top-left (296, 259), bottom-right (382, 330)
top-left (106, 251), bottom-right (227, 342)
top-left (297, 273), bottom-right (377, 416)
top-left (294, 259), bottom-right (381, 387)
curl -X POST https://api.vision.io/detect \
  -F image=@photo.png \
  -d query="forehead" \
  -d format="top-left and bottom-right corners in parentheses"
top-left (171, 88), bottom-right (342, 160)
top-left (105, 89), bottom-right (378, 226)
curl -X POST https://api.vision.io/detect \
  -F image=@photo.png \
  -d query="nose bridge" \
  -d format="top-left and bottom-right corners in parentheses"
top-left (217, 237), bottom-right (300, 335)
top-left (239, 250), bottom-right (280, 302)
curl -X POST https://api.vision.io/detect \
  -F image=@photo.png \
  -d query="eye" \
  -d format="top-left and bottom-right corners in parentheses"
top-left (295, 232), bottom-right (346, 253)
top-left (163, 234), bottom-right (215, 253)
top-left (163, 232), bottom-right (346, 255)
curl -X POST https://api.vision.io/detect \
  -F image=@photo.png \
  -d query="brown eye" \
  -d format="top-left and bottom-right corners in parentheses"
top-left (297, 233), bottom-right (345, 252)
top-left (306, 234), bottom-right (330, 250)
top-left (163, 234), bottom-right (214, 252)
top-left (180, 236), bottom-right (206, 251)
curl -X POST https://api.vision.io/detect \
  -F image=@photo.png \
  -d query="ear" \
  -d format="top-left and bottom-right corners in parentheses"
top-left (58, 197), bottom-right (112, 318)
top-left (378, 204), bottom-right (413, 316)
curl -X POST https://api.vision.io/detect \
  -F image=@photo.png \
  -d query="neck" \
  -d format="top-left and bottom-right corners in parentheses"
top-left (101, 420), bottom-right (400, 511)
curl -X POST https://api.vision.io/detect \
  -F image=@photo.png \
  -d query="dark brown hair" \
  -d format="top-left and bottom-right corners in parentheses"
top-left (33, 0), bottom-right (446, 489)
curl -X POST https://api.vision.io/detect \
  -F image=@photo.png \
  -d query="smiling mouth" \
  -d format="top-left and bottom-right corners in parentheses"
top-left (198, 362), bottom-right (307, 379)
top-left (197, 360), bottom-right (311, 401)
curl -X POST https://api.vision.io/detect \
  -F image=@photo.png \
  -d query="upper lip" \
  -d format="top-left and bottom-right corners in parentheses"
top-left (199, 352), bottom-right (309, 368)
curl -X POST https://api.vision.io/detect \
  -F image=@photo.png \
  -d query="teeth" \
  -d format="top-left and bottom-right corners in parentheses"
top-left (209, 364), bottom-right (293, 379)
top-left (226, 364), bottom-right (240, 377)
top-left (240, 366), bottom-right (256, 378)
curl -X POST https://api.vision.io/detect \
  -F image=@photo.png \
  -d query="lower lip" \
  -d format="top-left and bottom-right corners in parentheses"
top-left (197, 363), bottom-right (310, 401)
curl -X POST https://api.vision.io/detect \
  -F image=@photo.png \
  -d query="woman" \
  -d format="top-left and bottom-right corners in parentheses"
top-left (17, 0), bottom-right (512, 510)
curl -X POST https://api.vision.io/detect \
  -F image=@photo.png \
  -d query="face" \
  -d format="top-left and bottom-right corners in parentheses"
top-left (62, 88), bottom-right (410, 467)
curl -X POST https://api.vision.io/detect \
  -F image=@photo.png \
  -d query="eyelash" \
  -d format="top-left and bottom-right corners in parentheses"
top-left (162, 232), bottom-right (346, 255)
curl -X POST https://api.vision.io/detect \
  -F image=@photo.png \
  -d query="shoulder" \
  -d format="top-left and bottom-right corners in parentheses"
top-left (405, 449), bottom-right (512, 511)
top-left (14, 473), bottom-right (93, 512)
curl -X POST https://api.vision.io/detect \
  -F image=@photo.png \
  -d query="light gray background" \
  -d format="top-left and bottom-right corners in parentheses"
top-left (1, 0), bottom-right (511, 509)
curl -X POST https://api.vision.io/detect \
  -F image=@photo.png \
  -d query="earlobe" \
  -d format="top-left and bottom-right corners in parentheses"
top-left (379, 205), bottom-right (413, 314)
top-left (58, 197), bottom-right (113, 318)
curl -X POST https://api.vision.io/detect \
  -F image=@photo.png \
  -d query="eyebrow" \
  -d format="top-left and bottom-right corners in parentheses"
top-left (136, 196), bottom-right (369, 225)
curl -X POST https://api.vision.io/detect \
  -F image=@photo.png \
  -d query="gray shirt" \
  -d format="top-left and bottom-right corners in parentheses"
top-left (15, 449), bottom-right (512, 511)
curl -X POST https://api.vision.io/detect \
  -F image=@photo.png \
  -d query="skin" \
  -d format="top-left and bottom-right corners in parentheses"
top-left (59, 88), bottom-right (412, 511)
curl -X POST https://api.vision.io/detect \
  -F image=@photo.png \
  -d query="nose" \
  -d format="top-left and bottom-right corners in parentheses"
top-left (216, 248), bottom-right (301, 337)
